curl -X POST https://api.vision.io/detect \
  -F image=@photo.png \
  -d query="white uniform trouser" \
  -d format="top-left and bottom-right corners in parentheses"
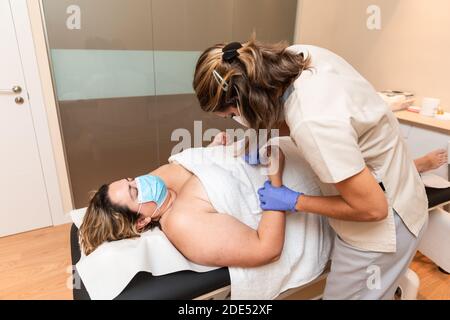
top-left (323, 210), bottom-right (428, 300)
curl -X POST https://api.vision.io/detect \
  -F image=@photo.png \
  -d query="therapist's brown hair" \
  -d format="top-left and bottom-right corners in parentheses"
top-left (193, 36), bottom-right (311, 131)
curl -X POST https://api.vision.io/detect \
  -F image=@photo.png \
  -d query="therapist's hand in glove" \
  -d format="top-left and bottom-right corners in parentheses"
top-left (242, 139), bottom-right (262, 166)
top-left (243, 141), bottom-right (273, 166)
top-left (244, 149), bottom-right (260, 166)
top-left (258, 182), bottom-right (303, 212)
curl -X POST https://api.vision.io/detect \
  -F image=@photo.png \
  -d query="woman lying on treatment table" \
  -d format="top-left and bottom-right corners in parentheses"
top-left (80, 129), bottom-right (446, 268)
top-left (80, 139), bottom-right (288, 269)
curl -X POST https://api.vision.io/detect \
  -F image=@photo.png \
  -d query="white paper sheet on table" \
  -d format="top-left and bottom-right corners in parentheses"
top-left (70, 209), bottom-right (218, 300)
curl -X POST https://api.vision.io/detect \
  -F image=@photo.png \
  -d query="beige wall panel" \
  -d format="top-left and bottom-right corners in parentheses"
top-left (42, 0), bottom-right (153, 50)
top-left (298, 0), bottom-right (450, 110)
top-left (152, 0), bottom-right (233, 51)
top-left (233, 0), bottom-right (298, 43)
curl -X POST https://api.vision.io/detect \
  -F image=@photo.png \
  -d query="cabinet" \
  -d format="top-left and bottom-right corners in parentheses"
top-left (398, 113), bottom-right (450, 273)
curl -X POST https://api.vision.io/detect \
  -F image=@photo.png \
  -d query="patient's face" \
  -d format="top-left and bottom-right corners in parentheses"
top-left (108, 178), bottom-right (157, 218)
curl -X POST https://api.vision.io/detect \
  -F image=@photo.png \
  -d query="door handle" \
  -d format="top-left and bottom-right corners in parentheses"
top-left (0, 86), bottom-right (22, 94)
top-left (15, 97), bottom-right (25, 105)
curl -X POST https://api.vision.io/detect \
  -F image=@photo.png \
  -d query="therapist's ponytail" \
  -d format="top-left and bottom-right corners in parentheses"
top-left (194, 36), bottom-right (311, 131)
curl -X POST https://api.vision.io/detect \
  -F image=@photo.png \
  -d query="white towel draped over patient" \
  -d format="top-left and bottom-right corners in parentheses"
top-left (74, 137), bottom-right (332, 300)
top-left (168, 137), bottom-right (333, 300)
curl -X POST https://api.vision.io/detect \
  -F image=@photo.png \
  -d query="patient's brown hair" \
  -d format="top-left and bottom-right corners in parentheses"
top-left (79, 184), bottom-right (157, 256)
top-left (193, 35), bottom-right (311, 132)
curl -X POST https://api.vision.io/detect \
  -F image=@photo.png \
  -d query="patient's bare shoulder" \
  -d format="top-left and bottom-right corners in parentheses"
top-left (162, 176), bottom-right (219, 261)
top-left (166, 175), bottom-right (216, 220)
top-left (175, 175), bottom-right (215, 210)
top-left (163, 182), bottom-right (276, 267)
top-left (152, 163), bottom-right (194, 192)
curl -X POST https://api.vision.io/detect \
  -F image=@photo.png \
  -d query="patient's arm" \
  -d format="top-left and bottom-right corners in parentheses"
top-left (165, 149), bottom-right (286, 268)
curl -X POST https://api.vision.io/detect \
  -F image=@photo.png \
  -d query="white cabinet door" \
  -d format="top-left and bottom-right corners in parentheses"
top-left (400, 123), bottom-right (449, 179)
top-left (0, 0), bottom-right (53, 237)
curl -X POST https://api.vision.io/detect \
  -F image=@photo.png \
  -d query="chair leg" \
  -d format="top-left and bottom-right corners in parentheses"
top-left (396, 268), bottom-right (420, 300)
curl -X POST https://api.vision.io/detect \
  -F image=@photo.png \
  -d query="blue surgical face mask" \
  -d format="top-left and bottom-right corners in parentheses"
top-left (135, 174), bottom-right (168, 217)
top-left (232, 94), bottom-right (250, 128)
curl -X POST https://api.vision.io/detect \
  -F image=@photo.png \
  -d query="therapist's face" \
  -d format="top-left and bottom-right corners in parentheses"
top-left (214, 106), bottom-right (239, 119)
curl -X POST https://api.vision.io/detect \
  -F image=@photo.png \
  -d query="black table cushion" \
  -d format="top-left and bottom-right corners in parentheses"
top-left (426, 187), bottom-right (450, 209)
top-left (70, 224), bottom-right (230, 300)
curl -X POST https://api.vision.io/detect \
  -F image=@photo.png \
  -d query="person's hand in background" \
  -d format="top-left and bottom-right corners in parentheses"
top-left (208, 132), bottom-right (230, 147)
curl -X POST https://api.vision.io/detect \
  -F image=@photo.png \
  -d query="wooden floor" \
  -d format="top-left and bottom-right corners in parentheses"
top-left (0, 224), bottom-right (449, 300)
top-left (410, 253), bottom-right (450, 300)
top-left (0, 224), bottom-right (72, 300)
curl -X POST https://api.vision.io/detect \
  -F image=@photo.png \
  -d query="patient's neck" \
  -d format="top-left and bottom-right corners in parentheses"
top-left (153, 189), bottom-right (176, 223)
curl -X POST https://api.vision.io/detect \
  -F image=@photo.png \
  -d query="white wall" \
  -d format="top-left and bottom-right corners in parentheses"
top-left (296, 0), bottom-right (450, 111)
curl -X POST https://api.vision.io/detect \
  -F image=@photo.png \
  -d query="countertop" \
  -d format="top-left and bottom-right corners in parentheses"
top-left (395, 110), bottom-right (450, 134)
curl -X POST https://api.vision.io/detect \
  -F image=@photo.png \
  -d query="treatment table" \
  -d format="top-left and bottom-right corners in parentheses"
top-left (70, 222), bottom-right (328, 300)
top-left (70, 187), bottom-right (450, 300)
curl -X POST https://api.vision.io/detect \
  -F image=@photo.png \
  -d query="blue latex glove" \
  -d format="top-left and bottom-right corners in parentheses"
top-left (243, 141), bottom-right (261, 165)
top-left (243, 150), bottom-right (260, 166)
top-left (258, 181), bottom-right (303, 212)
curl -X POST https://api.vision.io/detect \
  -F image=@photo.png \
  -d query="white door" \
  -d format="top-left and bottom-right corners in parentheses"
top-left (0, 0), bottom-right (53, 237)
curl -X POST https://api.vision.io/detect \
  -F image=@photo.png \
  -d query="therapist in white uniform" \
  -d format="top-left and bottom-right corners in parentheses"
top-left (193, 40), bottom-right (429, 300)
